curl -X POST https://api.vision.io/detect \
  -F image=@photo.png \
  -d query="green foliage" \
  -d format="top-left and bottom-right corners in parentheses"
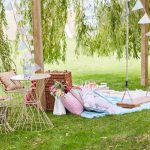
top-left (15, 0), bottom-right (32, 51)
top-left (41, 0), bottom-right (67, 63)
top-left (0, 1), bottom-right (12, 72)
top-left (15, 0), bottom-right (148, 63)
top-left (75, 0), bottom-right (142, 59)
top-left (129, 0), bottom-right (141, 58)
top-left (20, 0), bottom-right (67, 64)
top-left (53, 81), bottom-right (66, 91)
top-left (105, 1), bottom-right (125, 58)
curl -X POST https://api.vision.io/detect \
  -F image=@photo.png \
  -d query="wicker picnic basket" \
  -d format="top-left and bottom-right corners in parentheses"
top-left (45, 70), bottom-right (72, 111)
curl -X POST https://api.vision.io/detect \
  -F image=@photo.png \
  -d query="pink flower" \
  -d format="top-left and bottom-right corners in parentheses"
top-left (51, 88), bottom-right (57, 93)
top-left (49, 81), bottom-right (67, 97)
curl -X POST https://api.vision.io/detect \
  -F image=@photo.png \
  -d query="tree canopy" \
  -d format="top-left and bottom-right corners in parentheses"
top-left (1, 0), bottom-right (149, 71)
top-left (75, 0), bottom-right (142, 58)
top-left (0, 1), bottom-right (12, 71)
top-left (24, 0), bottom-right (149, 62)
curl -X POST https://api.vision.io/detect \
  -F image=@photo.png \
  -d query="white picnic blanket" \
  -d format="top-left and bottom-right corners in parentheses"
top-left (80, 89), bottom-right (150, 118)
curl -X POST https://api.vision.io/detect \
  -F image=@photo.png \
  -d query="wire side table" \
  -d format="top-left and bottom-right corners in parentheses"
top-left (10, 73), bottom-right (54, 131)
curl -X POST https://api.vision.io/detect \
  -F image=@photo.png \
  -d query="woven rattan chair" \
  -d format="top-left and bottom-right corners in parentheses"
top-left (0, 103), bottom-right (13, 133)
top-left (0, 59), bottom-right (23, 133)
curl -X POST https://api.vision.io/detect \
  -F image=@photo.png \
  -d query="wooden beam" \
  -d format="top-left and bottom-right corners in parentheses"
top-left (32, 0), bottom-right (44, 72)
top-left (32, 0), bottom-right (46, 110)
top-left (141, 0), bottom-right (149, 86)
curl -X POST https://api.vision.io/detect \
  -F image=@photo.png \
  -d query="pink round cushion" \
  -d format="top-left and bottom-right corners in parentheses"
top-left (61, 93), bottom-right (83, 115)
top-left (70, 88), bottom-right (84, 106)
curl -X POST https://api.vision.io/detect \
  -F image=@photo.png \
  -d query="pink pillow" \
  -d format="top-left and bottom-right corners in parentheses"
top-left (70, 88), bottom-right (84, 106)
top-left (61, 93), bottom-right (83, 115)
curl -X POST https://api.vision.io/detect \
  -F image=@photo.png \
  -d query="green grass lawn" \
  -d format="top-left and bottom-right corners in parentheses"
top-left (1, 39), bottom-right (150, 150)
top-left (1, 111), bottom-right (150, 150)
top-left (45, 39), bottom-right (149, 91)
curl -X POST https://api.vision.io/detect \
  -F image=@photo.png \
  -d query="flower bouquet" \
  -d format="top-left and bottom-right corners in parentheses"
top-left (49, 81), bottom-right (67, 97)
top-left (49, 81), bottom-right (67, 115)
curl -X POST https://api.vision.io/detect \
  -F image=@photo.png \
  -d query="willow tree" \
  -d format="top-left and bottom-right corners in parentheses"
top-left (6, 0), bottom-right (149, 65)
top-left (20, 0), bottom-right (67, 64)
top-left (41, 0), bottom-right (67, 63)
top-left (0, 1), bottom-right (12, 71)
top-left (75, 0), bottom-right (142, 58)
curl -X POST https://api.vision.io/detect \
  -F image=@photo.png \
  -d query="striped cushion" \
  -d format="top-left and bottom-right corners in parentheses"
top-left (0, 70), bottom-right (22, 91)
top-left (61, 92), bottom-right (83, 115)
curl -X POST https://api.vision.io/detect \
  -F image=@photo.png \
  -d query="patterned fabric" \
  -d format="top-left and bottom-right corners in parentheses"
top-left (61, 92), bottom-right (83, 115)
top-left (81, 87), bottom-right (116, 114)
top-left (81, 90), bottom-right (150, 118)
top-left (25, 81), bottom-right (36, 102)
top-left (70, 87), bottom-right (84, 106)
top-left (0, 70), bottom-right (22, 91)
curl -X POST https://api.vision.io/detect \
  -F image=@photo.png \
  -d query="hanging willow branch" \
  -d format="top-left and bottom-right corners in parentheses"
top-left (75, 0), bottom-right (143, 59)
top-left (0, 1), bottom-right (12, 72)
top-left (18, 0), bottom-right (148, 62)
top-left (41, 0), bottom-right (67, 63)
top-left (20, 0), bottom-right (67, 64)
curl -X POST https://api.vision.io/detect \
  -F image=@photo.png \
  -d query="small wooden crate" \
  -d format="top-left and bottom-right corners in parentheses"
top-left (45, 70), bottom-right (72, 111)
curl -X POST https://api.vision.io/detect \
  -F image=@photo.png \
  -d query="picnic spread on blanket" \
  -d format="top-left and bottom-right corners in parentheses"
top-left (47, 76), bottom-right (150, 118)
top-left (60, 85), bottom-right (150, 118)
top-left (1, 70), bottom-right (150, 134)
